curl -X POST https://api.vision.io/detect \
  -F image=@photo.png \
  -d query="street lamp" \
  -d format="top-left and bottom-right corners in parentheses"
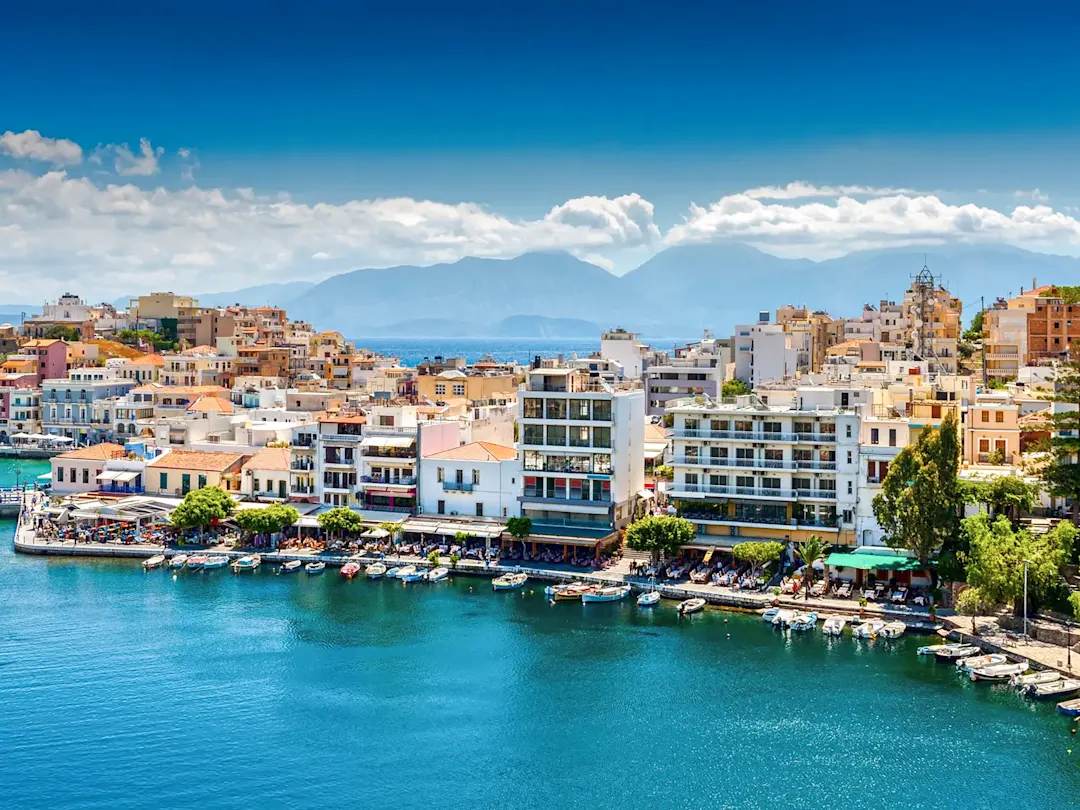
top-left (1023, 559), bottom-right (1033, 639)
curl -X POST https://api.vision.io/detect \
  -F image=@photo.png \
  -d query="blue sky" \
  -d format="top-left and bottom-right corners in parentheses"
top-left (3, 2), bottom-right (1080, 298)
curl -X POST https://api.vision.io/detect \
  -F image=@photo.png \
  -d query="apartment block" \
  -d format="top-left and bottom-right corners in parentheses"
top-left (419, 441), bottom-right (521, 520)
top-left (668, 394), bottom-right (859, 549)
top-left (41, 368), bottom-right (135, 443)
top-left (732, 320), bottom-right (811, 387)
top-left (644, 334), bottom-right (730, 416)
top-left (1026, 286), bottom-right (1080, 364)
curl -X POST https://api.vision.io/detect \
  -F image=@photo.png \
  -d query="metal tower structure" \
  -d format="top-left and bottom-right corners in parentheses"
top-left (909, 263), bottom-right (942, 376)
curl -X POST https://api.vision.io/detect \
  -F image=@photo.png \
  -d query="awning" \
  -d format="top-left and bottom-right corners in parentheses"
top-left (825, 551), bottom-right (927, 572)
top-left (402, 519), bottom-right (441, 534)
top-left (361, 436), bottom-right (416, 448)
top-left (114, 471), bottom-right (139, 483)
top-left (96, 471), bottom-right (121, 482)
top-left (435, 523), bottom-right (503, 539)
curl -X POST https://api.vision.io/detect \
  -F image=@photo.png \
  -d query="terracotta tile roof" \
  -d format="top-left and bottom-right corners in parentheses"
top-left (319, 414), bottom-right (366, 425)
top-left (424, 441), bottom-right (517, 462)
top-left (242, 446), bottom-right (290, 472)
top-left (1023, 285), bottom-right (1057, 297)
top-left (132, 353), bottom-right (166, 366)
top-left (188, 395), bottom-right (233, 414)
top-left (55, 442), bottom-right (127, 462)
top-left (148, 450), bottom-right (249, 471)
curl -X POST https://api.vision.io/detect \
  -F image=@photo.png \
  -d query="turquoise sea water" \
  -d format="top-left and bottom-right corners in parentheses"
top-left (2, 458), bottom-right (1080, 809)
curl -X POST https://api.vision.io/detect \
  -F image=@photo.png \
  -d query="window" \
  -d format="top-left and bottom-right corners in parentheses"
top-left (569, 399), bottom-right (590, 420)
top-left (434, 384), bottom-right (446, 396)
top-left (436, 466), bottom-right (444, 482)
top-left (761, 476), bottom-right (781, 490)
top-left (253, 479), bottom-right (260, 492)
top-left (981, 410), bottom-right (989, 423)
top-left (437, 500), bottom-right (445, 515)
top-left (546, 425), bottom-right (566, 446)
top-left (181, 473), bottom-right (191, 494)
top-left (475, 502), bottom-right (483, 517)
top-left (995, 410), bottom-right (1004, 423)
top-left (570, 425), bottom-right (590, 447)
top-left (845, 424), bottom-right (852, 438)
top-left (888, 429), bottom-right (897, 447)
top-left (979, 439), bottom-right (990, 452)
top-left (523, 398), bottom-right (543, 418)
top-left (846, 451), bottom-right (853, 464)
top-left (472, 469), bottom-right (480, 486)
top-left (763, 421), bottom-right (781, 434)
top-left (523, 425), bottom-right (544, 445)
top-left (592, 454), bottom-right (612, 474)
top-left (56, 467), bottom-right (63, 482)
top-left (160, 472), bottom-right (168, 490)
top-left (793, 476), bottom-right (811, 490)
top-left (847, 481), bottom-right (853, 495)
top-left (736, 475), bottom-right (754, 488)
top-left (591, 400), bottom-right (611, 421)
top-left (842, 509), bottom-right (853, 524)
top-left (546, 399), bottom-right (568, 420)
top-left (198, 475), bottom-right (207, 489)
top-left (684, 472), bottom-right (699, 485)
top-left (453, 384), bottom-right (466, 397)
top-left (592, 426), bottom-right (611, 448)
top-left (764, 448), bottom-right (783, 462)
top-left (82, 468), bottom-right (89, 484)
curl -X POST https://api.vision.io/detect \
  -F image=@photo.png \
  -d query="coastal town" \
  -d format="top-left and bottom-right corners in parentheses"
top-left (6, 274), bottom-right (1080, 685)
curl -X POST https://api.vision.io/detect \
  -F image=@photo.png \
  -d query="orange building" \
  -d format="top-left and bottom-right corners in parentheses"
top-left (1025, 286), bottom-right (1080, 364)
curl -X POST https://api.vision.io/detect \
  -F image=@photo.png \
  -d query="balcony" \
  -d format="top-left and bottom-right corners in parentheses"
top-left (674, 428), bottom-right (803, 442)
top-left (291, 461), bottom-right (315, 471)
top-left (323, 433), bottom-right (363, 443)
top-left (323, 456), bottom-right (355, 467)
top-left (290, 485), bottom-right (315, 495)
top-left (670, 483), bottom-right (796, 499)
top-left (363, 475), bottom-right (416, 487)
top-left (796, 432), bottom-right (836, 443)
top-left (794, 488), bottom-right (837, 500)
top-left (361, 449), bottom-right (416, 460)
top-left (674, 456), bottom-right (786, 470)
top-left (519, 493), bottom-right (611, 507)
top-left (442, 480), bottom-right (474, 492)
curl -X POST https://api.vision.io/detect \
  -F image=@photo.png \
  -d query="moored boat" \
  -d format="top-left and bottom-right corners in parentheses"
top-left (1028, 678), bottom-right (1080, 700)
top-left (279, 559), bottom-right (302, 574)
top-left (761, 607), bottom-right (780, 623)
top-left (677, 597), bottom-right (706, 615)
top-left (822, 616), bottom-right (847, 636)
top-left (956, 653), bottom-right (1007, 673)
top-left (394, 566), bottom-right (418, 580)
top-left (582, 584), bottom-right (631, 603)
top-left (771, 609), bottom-right (796, 627)
top-left (881, 621), bottom-right (906, 639)
top-left (186, 555), bottom-right (208, 570)
top-left (202, 555), bottom-right (229, 570)
top-left (425, 567), bottom-right (449, 582)
top-left (852, 620), bottom-right (886, 638)
top-left (340, 562), bottom-right (362, 578)
top-left (970, 661), bottom-right (1028, 682)
top-left (1011, 670), bottom-right (1059, 689)
top-left (169, 554), bottom-right (189, 569)
top-left (789, 612), bottom-right (818, 631)
top-left (932, 644), bottom-right (981, 661)
top-left (551, 582), bottom-right (594, 602)
top-left (399, 567), bottom-right (425, 582)
top-left (492, 572), bottom-right (528, 591)
top-left (637, 590), bottom-right (661, 607)
top-left (1057, 698), bottom-right (1080, 717)
top-left (142, 554), bottom-right (166, 570)
top-left (366, 563), bottom-right (387, 579)
top-left (385, 567), bottom-right (400, 578)
top-left (231, 554), bottom-right (260, 573)
top-left (304, 561), bottom-right (326, 575)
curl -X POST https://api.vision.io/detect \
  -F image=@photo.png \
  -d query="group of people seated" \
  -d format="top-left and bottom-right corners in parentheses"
top-left (499, 545), bottom-right (614, 569)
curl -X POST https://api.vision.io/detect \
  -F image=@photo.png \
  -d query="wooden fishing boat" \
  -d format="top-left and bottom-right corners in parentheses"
top-left (142, 554), bottom-right (165, 570)
top-left (677, 597), bottom-right (706, 615)
top-left (340, 562), bottom-right (361, 578)
top-left (492, 572), bottom-right (527, 590)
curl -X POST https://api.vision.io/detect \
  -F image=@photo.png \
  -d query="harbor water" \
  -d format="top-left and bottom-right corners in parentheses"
top-left (2, 459), bottom-right (1079, 809)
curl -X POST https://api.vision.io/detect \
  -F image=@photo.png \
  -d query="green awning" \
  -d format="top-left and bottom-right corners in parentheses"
top-left (825, 551), bottom-right (928, 572)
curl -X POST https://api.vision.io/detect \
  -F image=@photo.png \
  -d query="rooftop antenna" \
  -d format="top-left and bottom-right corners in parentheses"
top-left (910, 261), bottom-right (942, 378)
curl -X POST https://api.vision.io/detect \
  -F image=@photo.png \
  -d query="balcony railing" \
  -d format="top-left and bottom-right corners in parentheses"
top-left (290, 461), bottom-right (315, 471)
top-left (443, 480), bottom-right (474, 492)
top-left (795, 460), bottom-right (837, 470)
top-left (290, 486), bottom-right (315, 495)
top-left (520, 493), bottom-right (611, 506)
top-left (323, 456), bottom-right (355, 466)
top-left (362, 449), bottom-right (416, 459)
top-left (674, 456), bottom-right (786, 470)
top-left (794, 488), bottom-right (837, 500)
top-left (671, 483), bottom-right (796, 499)
top-left (363, 476), bottom-right (416, 486)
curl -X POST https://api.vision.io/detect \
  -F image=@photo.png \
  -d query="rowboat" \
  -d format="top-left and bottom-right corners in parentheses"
top-left (385, 567), bottom-right (400, 578)
top-left (677, 597), bottom-right (706, 615)
top-left (918, 643), bottom-right (971, 657)
top-left (231, 554), bottom-right (260, 573)
top-left (142, 554), bottom-right (166, 570)
top-left (186, 555), bottom-right (208, 570)
top-left (637, 590), bottom-right (661, 607)
top-left (1057, 698), bottom-right (1080, 717)
top-left (970, 661), bottom-right (1028, 682)
top-left (821, 616), bottom-right (847, 636)
top-left (789, 612), bottom-right (818, 631)
top-left (1028, 679), bottom-right (1080, 700)
top-left (582, 584), bottom-right (631, 603)
top-left (762, 607), bottom-right (780, 623)
top-left (367, 563), bottom-right (387, 579)
top-left (394, 566), bottom-right (417, 580)
top-left (852, 620), bottom-right (886, 638)
top-left (1011, 670), bottom-right (1059, 689)
top-left (169, 554), bottom-right (189, 569)
top-left (304, 561), bottom-right (326, 575)
top-left (881, 621), bottom-right (906, 639)
top-left (340, 562), bottom-right (361, 578)
top-left (551, 582), bottom-right (595, 602)
top-left (492, 572), bottom-right (527, 591)
top-left (932, 644), bottom-right (981, 661)
top-left (425, 567), bottom-right (449, 582)
top-left (202, 555), bottom-right (229, 570)
top-left (279, 560), bottom-right (302, 574)
top-left (399, 567), bottom-right (425, 583)
top-left (956, 654), bottom-right (1007, 672)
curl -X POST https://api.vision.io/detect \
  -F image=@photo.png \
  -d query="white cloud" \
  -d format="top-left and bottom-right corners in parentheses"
top-left (177, 147), bottom-right (199, 183)
top-left (1014, 188), bottom-right (1050, 204)
top-left (113, 138), bottom-right (164, 176)
top-left (0, 130), bottom-right (83, 166)
top-left (742, 182), bottom-right (916, 200)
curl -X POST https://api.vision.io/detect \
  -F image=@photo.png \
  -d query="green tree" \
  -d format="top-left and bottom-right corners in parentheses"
top-left (236, 503), bottom-right (299, 537)
top-left (964, 513), bottom-right (1065, 615)
top-left (168, 486), bottom-right (235, 529)
top-left (449, 551), bottom-right (460, 569)
top-left (653, 464), bottom-right (674, 481)
top-left (1036, 349), bottom-right (1080, 519)
top-left (795, 535), bottom-right (827, 598)
top-left (318, 507), bottom-right (363, 542)
top-left (427, 548), bottom-right (441, 566)
top-left (624, 515), bottom-right (695, 563)
top-left (732, 540), bottom-right (784, 580)
top-left (961, 476), bottom-right (1039, 523)
top-left (506, 516), bottom-right (532, 556)
top-left (962, 308), bottom-right (985, 342)
top-left (955, 586), bottom-right (995, 636)
top-left (873, 411), bottom-right (962, 565)
top-left (721, 379), bottom-right (749, 398)
top-left (42, 324), bottom-right (81, 341)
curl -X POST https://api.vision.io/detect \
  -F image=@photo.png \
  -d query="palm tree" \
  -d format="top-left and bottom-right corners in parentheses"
top-left (796, 535), bottom-right (827, 600)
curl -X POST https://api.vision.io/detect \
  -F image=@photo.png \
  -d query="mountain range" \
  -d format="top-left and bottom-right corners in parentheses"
top-left (61, 242), bottom-right (1080, 338)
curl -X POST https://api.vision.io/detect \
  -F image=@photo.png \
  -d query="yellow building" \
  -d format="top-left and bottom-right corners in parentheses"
top-left (965, 396), bottom-right (1021, 466)
top-left (415, 370), bottom-right (517, 405)
top-left (128, 292), bottom-right (199, 323)
top-left (146, 450), bottom-right (248, 496)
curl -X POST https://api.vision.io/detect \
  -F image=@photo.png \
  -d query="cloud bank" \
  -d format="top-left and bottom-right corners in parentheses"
top-left (4, 129), bottom-right (1080, 299)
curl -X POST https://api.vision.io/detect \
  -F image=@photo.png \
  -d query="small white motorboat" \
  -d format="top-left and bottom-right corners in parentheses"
top-left (279, 559), bottom-right (302, 574)
top-left (932, 644), bottom-right (981, 661)
top-left (789, 612), bottom-right (818, 631)
top-left (231, 554), bottom-right (260, 573)
top-left (425, 567), bottom-right (449, 582)
top-left (1057, 698), bottom-right (1080, 717)
top-left (821, 616), bottom-right (847, 636)
top-left (970, 661), bottom-right (1028, 682)
top-left (637, 590), bottom-right (661, 607)
top-left (761, 607), bottom-right (780, 623)
top-left (186, 555), bottom-right (208, 570)
top-left (771, 609), bottom-right (796, 627)
top-left (340, 562), bottom-right (362, 578)
top-left (493, 572), bottom-right (528, 591)
top-left (169, 554), bottom-right (189, 570)
top-left (881, 621), bottom-right (906, 639)
top-left (385, 567), bottom-right (400, 578)
top-left (582, 584), bottom-right (631, 603)
top-left (1011, 670), bottom-right (1059, 689)
top-left (305, 561), bottom-right (326, 575)
top-left (919, 642), bottom-right (966, 656)
top-left (1028, 678), bottom-right (1080, 700)
top-left (142, 554), bottom-right (166, 570)
top-left (853, 620), bottom-right (886, 638)
top-left (202, 555), bottom-right (229, 570)
top-left (956, 653), bottom-right (1007, 672)
top-left (677, 597), bottom-right (706, 615)
top-left (367, 563), bottom-right (387, 579)
top-left (398, 566), bottom-right (424, 582)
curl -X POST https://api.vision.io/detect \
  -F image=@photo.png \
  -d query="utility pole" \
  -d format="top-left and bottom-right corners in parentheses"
top-left (980, 295), bottom-right (987, 389)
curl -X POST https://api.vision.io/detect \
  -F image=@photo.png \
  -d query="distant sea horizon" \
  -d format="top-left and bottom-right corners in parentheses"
top-left (346, 336), bottom-right (698, 366)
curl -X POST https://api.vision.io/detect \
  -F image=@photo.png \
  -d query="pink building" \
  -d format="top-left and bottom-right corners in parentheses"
top-left (20, 339), bottom-right (69, 383)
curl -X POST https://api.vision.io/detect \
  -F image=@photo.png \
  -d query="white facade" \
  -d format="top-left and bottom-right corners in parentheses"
top-left (518, 368), bottom-right (644, 535)
top-left (599, 329), bottom-right (647, 380)
top-left (418, 445), bottom-right (521, 519)
top-left (732, 323), bottom-right (810, 387)
top-left (854, 407), bottom-right (911, 547)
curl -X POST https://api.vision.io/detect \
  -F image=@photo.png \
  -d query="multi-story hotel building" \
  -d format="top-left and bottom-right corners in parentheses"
top-left (517, 367), bottom-right (644, 538)
top-left (668, 393), bottom-right (859, 549)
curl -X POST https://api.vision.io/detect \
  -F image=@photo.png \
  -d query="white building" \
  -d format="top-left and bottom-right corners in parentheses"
top-left (668, 393), bottom-right (859, 549)
top-left (418, 441), bottom-right (521, 519)
top-left (854, 404), bottom-right (911, 547)
top-left (599, 328), bottom-right (648, 380)
top-left (644, 334), bottom-right (731, 416)
top-left (732, 321), bottom-right (811, 387)
top-left (41, 368), bottom-right (135, 444)
top-left (518, 367), bottom-right (644, 538)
